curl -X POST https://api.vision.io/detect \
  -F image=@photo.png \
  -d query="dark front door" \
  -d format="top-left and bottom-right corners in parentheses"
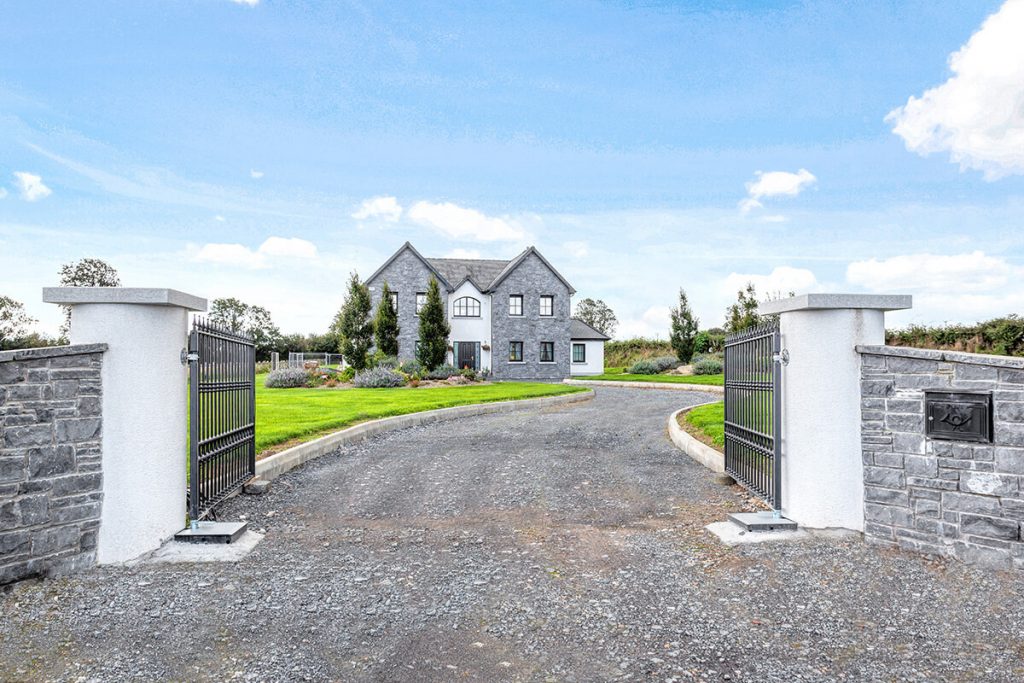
top-left (456, 342), bottom-right (478, 370)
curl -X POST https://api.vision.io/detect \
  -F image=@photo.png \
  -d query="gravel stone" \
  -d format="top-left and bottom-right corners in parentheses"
top-left (2, 387), bottom-right (1024, 681)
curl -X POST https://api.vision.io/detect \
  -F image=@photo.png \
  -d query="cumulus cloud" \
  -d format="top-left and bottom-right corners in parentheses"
top-left (886, 0), bottom-right (1024, 179)
top-left (723, 266), bottom-right (819, 297)
top-left (739, 169), bottom-right (816, 213)
top-left (847, 251), bottom-right (1015, 293)
top-left (563, 240), bottom-right (590, 258)
top-left (13, 172), bottom-right (52, 201)
top-left (195, 236), bottom-right (318, 269)
top-left (230, 0), bottom-right (259, 6)
top-left (444, 248), bottom-right (482, 259)
top-left (617, 305), bottom-right (672, 340)
top-left (250, 169), bottom-right (264, 179)
top-left (352, 195), bottom-right (403, 222)
top-left (407, 201), bottom-right (525, 242)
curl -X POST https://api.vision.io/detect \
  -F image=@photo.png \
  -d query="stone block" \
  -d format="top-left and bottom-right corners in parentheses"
top-left (862, 379), bottom-right (895, 397)
top-left (76, 396), bottom-right (101, 417)
top-left (907, 476), bottom-right (958, 491)
top-left (905, 455), bottom-right (938, 478)
top-left (956, 364), bottom-right (999, 381)
top-left (999, 369), bottom-right (1024, 384)
top-left (861, 354), bottom-right (887, 369)
top-left (30, 525), bottom-right (80, 556)
top-left (893, 433), bottom-right (925, 454)
top-left (50, 473), bottom-right (102, 498)
top-left (0, 456), bottom-right (25, 484)
top-left (1000, 498), bottom-right (1024, 516)
top-left (864, 522), bottom-right (894, 539)
top-left (52, 380), bottom-right (79, 400)
top-left (914, 498), bottom-right (941, 517)
top-left (0, 362), bottom-right (25, 384)
top-left (994, 390), bottom-right (1024, 402)
top-left (996, 402), bottom-right (1024, 423)
top-left (27, 445), bottom-right (75, 478)
top-left (54, 418), bottom-right (101, 443)
top-left (954, 543), bottom-right (1013, 571)
top-left (865, 486), bottom-right (909, 506)
top-left (995, 423), bottom-right (1024, 447)
top-left (886, 398), bottom-right (923, 413)
top-left (0, 559), bottom-right (39, 586)
top-left (48, 368), bottom-right (99, 380)
top-left (972, 446), bottom-right (994, 462)
top-left (874, 452), bottom-right (904, 468)
top-left (862, 397), bottom-right (886, 410)
top-left (51, 503), bottom-right (101, 525)
top-left (18, 495), bottom-right (50, 526)
top-left (888, 357), bottom-right (940, 373)
top-left (914, 517), bottom-right (941, 534)
top-left (3, 424), bottom-right (52, 448)
top-left (865, 466), bottom-right (905, 488)
top-left (910, 487), bottom-right (942, 501)
top-left (6, 385), bottom-right (44, 401)
top-left (0, 530), bottom-right (30, 556)
top-left (960, 514), bottom-right (1020, 540)
top-left (960, 471), bottom-right (1018, 497)
top-left (895, 374), bottom-right (948, 390)
top-left (885, 413), bottom-right (925, 432)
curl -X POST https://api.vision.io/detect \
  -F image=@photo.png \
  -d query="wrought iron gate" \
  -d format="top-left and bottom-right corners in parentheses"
top-left (724, 323), bottom-right (782, 509)
top-left (187, 318), bottom-right (256, 521)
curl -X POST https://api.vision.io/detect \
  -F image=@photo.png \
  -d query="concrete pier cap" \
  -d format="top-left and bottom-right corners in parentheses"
top-left (42, 287), bottom-right (206, 563)
top-left (759, 293), bottom-right (911, 531)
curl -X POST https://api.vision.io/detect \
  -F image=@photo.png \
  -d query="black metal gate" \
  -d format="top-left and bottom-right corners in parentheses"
top-left (188, 318), bottom-right (256, 521)
top-left (724, 323), bottom-right (782, 509)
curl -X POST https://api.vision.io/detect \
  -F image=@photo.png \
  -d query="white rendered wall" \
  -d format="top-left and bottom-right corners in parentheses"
top-left (779, 308), bottom-right (885, 530)
top-left (69, 303), bottom-right (190, 563)
top-left (447, 281), bottom-right (492, 370)
top-left (570, 340), bottom-right (604, 375)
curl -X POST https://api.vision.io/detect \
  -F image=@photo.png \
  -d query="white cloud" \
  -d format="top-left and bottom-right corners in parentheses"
top-left (13, 172), bottom-right (52, 201)
top-left (740, 169), bottom-right (816, 213)
top-left (444, 248), bottom-right (482, 259)
top-left (761, 214), bottom-right (788, 223)
top-left (231, 0), bottom-right (259, 6)
top-left (0, 188), bottom-right (7, 199)
top-left (214, 215), bottom-right (226, 222)
top-left (407, 200), bottom-right (526, 242)
top-left (563, 240), bottom-right (590, 258)
top-left (250, 169), bottom-right (264, 179)
top-left (847, 251), bottom-right (1015, 293)
top-left (886, 0), bottom-right (1024, 179)
top-left (352, 195), bottom-right (403, 222)
top-left (723, 266), bottom-right (819, 298)
top-left (195, 236), bottom-right (318, 269)
top-left (617, 305), bottom-right (672, 340)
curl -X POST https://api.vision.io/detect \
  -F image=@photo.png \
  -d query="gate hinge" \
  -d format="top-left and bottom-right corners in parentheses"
top-left (773, 349), bottom-right (790, 366)
top-left (180, 348), bottom-right (199, 365)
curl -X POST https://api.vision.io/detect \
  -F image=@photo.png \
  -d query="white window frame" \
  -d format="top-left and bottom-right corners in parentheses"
top-left (415, 292), bottom-right (427, 315)
top-left (539, 295), bottom-right (554, 317)
top-left (389, 291), bottom-right (398, 313)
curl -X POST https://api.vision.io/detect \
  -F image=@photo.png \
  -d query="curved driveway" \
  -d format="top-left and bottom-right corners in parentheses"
top-left (2, 386), bottom-right (1024, 681)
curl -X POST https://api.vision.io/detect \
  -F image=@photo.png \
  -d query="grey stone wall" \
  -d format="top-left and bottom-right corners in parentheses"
top-left (858, 344), bottom-right (1024, 570)
top-left (366, 248), bottom-right (446, 361)
top-left (491, 252), bottom-right (572, 380)
top-left (0, 344), bottom-right (106, 585)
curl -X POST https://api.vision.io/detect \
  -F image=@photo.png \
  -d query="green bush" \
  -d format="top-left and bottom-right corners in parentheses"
top-left (398, 359), bottom-right (423, 376)
top-left (629, 359), bottom-right (660, 375)
top-left (459, 368), bottom-right (477, 381)
top-left (651, 356), bottom-right (679, 372)
top-left (693, 358), bottom-right (723, 375)
top-left (605, 338), bottom-right (675, 367)
top-left (353, 367), bottom-right (406, 388)
top-left (255, 361), bottom-right (272, 374)
top-left (264, 367), bottom-right (310, 388)
top-left (338, 366), bottom-right (356, 382)
top-left (887, 316), bottom-right (1024, 357)
top-left (426, 364), bottom-right (458, 380)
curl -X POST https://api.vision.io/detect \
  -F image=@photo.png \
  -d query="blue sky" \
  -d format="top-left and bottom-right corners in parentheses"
top-left (3, 0), bottom-right (1024, 338)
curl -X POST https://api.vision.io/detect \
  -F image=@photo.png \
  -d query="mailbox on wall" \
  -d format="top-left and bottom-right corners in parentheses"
top-left (924, 390), bottom-right (993, 443)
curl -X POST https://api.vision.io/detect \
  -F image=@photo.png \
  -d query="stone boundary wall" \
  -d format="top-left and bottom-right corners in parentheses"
top-left (858, 344), bottom-right (1024, 570)
top-left (0, 344), bottom-right (106, 585)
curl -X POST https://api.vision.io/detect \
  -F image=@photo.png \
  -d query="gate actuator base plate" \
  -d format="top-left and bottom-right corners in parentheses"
top-left (728, 511), bottom-right (797, 533)
top-left (175, 521), bottom-right (249, 544)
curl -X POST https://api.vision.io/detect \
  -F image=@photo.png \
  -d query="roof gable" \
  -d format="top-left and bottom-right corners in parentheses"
top-left (364, 242), bottom-right (452, 290)
top-left (488, 246), bottom-right (576, 295)
top-left (427, 257), bottom-right (510, 291)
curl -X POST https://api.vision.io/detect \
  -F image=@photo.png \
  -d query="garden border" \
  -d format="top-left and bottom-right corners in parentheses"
top-left (667, 402), bottom-right (725, 473)
top-left (255, 389), bottom-right (595, 481)
top-left (564, 378), bottom-right (724, 393)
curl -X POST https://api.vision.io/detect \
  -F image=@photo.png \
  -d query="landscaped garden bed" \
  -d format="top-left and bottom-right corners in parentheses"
top-left (256, 374), bottom-right (587, 456)
top-left (581, 353), bottom-right (724, 386)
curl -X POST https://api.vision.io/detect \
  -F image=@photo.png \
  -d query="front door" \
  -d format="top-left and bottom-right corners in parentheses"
top-left (456, 342), bottom-right (478, 370)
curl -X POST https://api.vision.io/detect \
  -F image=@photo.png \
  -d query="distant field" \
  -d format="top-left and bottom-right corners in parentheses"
top-left (578, 373), bottom-right (724, 386)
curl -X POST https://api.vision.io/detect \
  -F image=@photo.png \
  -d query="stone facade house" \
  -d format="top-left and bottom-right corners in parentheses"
top-left (365, 242), bottom-right (606, 379)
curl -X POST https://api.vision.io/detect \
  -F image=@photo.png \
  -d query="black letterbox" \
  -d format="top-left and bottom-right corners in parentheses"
top-left (924, 390), bottom-right (992, 443)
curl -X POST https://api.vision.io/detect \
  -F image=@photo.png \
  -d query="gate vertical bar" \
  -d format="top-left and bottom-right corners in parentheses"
top-left (188, 324), bottom-right (200, 524)
top-left (772, 326), bottom-right (783, 512)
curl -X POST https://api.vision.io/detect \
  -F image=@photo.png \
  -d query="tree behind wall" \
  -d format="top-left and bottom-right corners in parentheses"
top-left (669, 289), bottom-right (699, 363)
top-left (374, 281), bottom-right (400, 357)
top-left (574, 298), bottom-right (618, 337)
top-left (417, 277), bottom-right (450, 370)
top-left (208, 297), bottom-right (283, 360)
top-left (337, 273), bottom-right (374, 370)
top-left (0, 296), bottom-right (38, 350)
top-left (57, 258), bottom-right (121, 339)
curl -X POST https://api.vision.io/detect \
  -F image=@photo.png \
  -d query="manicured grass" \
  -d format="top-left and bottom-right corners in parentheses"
top-left (255, 376), bottom-right (587, 454)
top-left (584, 372), bottom-right (724, 386)
top-left (683, 401), bottom-right (725, 448)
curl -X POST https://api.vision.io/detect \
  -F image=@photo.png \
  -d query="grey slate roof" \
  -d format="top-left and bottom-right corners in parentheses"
top-left (570, 318), bottom-right (611, 341)
top-left (426, 257), bottom-right (511, 291)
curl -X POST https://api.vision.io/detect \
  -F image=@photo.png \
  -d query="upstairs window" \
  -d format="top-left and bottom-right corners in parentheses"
top-left (539, 295), bottom-right (554, 317)
top-left (389, 292), bottom-right (398, 312)
top-left (415, 292), bottom-right (427, 314)
top-left (508, 294), bottom-right (523, 316)
top-left (453, 296), bottom-right (481, 317)
top-left (540, 341), bottom-right (555, 362)
top-left (509, 341), bottom-right (524, 362)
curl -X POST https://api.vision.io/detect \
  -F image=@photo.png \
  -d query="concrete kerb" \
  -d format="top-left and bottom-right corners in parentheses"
top-left (255, 389), bottom-right (595, 482)
top-left (564, 378), bottom-right (724, 393)
top-left (667, 402), bottom-right (725, 473)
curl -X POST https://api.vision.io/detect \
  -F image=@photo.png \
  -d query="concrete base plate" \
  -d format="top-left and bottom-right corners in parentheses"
top-left (728, 511), bottom-right (798, 532)
top-left (143, 530), bottom-right (264, 564)
top-left (706, 521), bottom-right (809, 546)
top-left (174, 521), bottom-right (248, 544)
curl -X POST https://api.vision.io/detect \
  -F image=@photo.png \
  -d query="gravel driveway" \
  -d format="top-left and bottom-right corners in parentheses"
top-left (3, 386), bottom-right (1024, 681)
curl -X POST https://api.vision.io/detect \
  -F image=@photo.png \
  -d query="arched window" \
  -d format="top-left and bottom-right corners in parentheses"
top-left (453, 296), bottom-right (481, 317)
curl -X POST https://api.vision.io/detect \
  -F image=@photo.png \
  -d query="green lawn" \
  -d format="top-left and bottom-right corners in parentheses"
top-left (583, 372), bottom-right (724, 386)
top-left (683, 401), bottom-right (725, 447)
top-left (256, 376), bottom-right (587, 454)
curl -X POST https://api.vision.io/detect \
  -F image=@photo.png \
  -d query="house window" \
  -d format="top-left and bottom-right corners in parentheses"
top-left (572, 343), bottom-right (586, 363)
top-left (540, 341), bottom-right (554, 363)
top-left (508, 294), bottom-right (523, 316)
top-left (539, 295), bottom-right (554, 317)
top-left (415, 292), bottom-right (427, 314)
top-left (453, 296), bottom-right (481, 317)
top-left (389, 292), bottom-right (398, 312)
top-left (509, 341), bottom-right (524, 362)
